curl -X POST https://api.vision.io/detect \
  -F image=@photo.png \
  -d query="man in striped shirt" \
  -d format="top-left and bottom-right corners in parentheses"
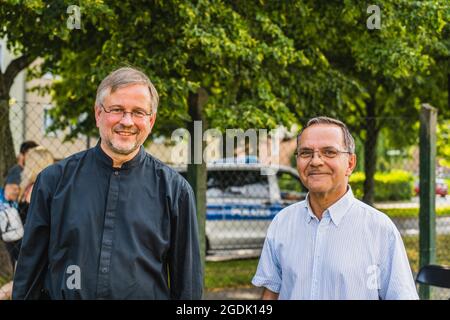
top-left (252, 116), bottom-right (418, 300)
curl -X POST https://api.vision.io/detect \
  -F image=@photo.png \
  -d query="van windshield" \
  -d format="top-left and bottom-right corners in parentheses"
top-left (206, 170), bottom-right (270, 199)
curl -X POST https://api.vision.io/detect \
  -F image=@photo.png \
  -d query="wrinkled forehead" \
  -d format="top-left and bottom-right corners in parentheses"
top-left (298, 124), bottom-right (346, 149)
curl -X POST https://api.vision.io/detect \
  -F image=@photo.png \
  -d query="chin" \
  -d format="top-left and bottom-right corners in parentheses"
top-left (306, 185), bottom-right (330, 194)
top-left (111, 142), bottom-right (139, 155)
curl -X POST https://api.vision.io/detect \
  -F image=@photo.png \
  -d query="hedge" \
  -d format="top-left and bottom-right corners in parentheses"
top-left (379, 206), bottom-right (450, 219)
top-left (350, 170), bottom-right (414, 201)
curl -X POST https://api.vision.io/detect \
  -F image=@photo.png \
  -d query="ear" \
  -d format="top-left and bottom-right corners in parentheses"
top-left (148, 113), bottom-right (157, 132)
top-left (94, 105), bottom-right (101, 128)
top-left (346, 153), bottom-right (357, 176)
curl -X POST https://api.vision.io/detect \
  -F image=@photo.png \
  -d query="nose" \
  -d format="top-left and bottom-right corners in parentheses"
top-left (309, 151), bottom-right (324, 166)
top-left (119, 112), bottom-right (134, 126)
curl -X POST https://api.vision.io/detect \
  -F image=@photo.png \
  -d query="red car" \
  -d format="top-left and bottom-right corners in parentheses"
top-left (414, 179), bottom-right (448, 197)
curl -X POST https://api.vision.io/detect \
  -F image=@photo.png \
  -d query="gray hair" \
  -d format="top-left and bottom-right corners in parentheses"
top-left (297, 116), bottom-right (356, 153)
top-left (95, 67), bottom-right (159, 114)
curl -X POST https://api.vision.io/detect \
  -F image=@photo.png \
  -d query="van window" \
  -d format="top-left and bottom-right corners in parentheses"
top-left (206, 170), bottom-right (269, 199)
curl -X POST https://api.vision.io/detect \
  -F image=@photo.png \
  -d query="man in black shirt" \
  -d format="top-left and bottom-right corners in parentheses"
top-left (12, 67), bottom-right (202, 300)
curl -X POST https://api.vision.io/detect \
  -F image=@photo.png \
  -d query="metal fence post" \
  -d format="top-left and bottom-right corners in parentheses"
top-left (187, 89), bottom-right (208, 295)
top-left (419, 104), bottom-right (437, 300)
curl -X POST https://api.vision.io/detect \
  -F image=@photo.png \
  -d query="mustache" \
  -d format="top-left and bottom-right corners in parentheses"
top-left (113, 125), bottom-right (138, 134)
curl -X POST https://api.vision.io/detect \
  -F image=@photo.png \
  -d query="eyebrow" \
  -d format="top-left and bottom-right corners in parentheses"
top-left (108, 104), bottom-right (148, 111)
top-left (298, 146), bottom-right (339, 150)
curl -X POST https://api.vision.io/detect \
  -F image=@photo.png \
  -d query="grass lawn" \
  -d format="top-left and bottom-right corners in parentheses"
top-left (403, 234), bottom-right (450, 273)
top-left (205, 234), bottom-right (450, 290)
top-left (205, 258), bottom-right (259, 291)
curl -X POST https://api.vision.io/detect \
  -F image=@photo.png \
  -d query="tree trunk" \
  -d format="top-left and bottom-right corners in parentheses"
top-left (362, 98), bottom-right (379, 206)
top-left (0, 92), bottom-right (16, 284)
top-left (186, 88), bottom-right (208, 291)
top-left (447, 73), bottom-right (449, 111)
top-left (0, 54), bottom-right (35, 185)
top-left (0, 92), bottom-right (17, 185)
top-left (0, 54), bottom-right (34, 282)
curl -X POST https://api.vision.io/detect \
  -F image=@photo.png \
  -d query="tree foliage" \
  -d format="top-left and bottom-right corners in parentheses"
top-left (1, 0), bottom-right (449, 203)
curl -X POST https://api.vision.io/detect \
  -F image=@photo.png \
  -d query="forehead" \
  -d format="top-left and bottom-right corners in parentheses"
top-left (104, 84), bottom-right (151, 108)
top-left (299, 124), bottom-right (345, 148)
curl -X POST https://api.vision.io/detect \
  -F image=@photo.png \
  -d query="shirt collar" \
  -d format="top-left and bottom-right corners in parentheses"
top-left (94, 140), bottom-right (146, 170)
top-left (302, 195), bottom-right (317, 224)
top-left (302, 186), bottom-right (355, 227)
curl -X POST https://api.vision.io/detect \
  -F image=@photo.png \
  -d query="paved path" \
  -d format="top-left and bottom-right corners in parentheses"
top-left (375, 196), bottom-right (450, 209)
top-left (204, 287), bottom-right (263, 300)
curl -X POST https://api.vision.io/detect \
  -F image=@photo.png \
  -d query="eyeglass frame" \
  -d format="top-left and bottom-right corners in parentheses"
top-left (294, 147), bottom-right (353, 160)
top-left (99, 103), bottom-right (153, 119)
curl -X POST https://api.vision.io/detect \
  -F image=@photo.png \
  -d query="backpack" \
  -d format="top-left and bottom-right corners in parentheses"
top-left (0, 206), bottom-right (24, 242)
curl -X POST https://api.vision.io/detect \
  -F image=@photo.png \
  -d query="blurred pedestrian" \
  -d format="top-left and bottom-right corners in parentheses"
top-left (4, 147), bottom-right (54, 269)
top-left (1, 147), bottom-right (53, 300)
top-left (5, 140), bottom-right (38, 201)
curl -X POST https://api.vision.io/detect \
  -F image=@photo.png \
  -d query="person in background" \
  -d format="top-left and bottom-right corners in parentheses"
top-left (0, 147), bottom-right (54, 300)
top-left (4, 141), bottom-right (39, 193)
top-left (5, 147), bottom-right (55, 269)
top-left (1, 141), bottom-right (38, 273)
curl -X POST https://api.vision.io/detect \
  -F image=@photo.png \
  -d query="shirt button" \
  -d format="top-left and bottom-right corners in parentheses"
top-left (102, 268), bottom-right (108, 273)
top-left (114, 171), bottom-right (119, 176)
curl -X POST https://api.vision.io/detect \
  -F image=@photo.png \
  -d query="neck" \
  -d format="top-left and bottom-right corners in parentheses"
top-left (100, 142), bottom-right (140, 168)
top-left (308, 186), bottom-right (348, 220)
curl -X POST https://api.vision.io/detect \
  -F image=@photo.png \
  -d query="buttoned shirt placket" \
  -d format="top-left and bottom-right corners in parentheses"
top-left (96, 169), bottom-right (121, 299)
top-left (310, 211), bottom-right (331, 300)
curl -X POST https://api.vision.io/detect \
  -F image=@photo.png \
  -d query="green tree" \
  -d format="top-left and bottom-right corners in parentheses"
top-left (0, 0), bottom-right (112, 184)
top-left (323, 1), bottom-right (448, 204)
top-left (2, 0), bottom-right (448, 205)
top-left (258, 1), bottom-right (450, 204)
top-left (437, 121), bottom-right (450, 168)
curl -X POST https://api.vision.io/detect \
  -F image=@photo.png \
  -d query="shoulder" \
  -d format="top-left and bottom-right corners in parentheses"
top-left (0, 188), bottom-right (9, 210)
top-left (5, 164), bottom-right (22, 184)
top-left (36, 149), bottom-right (92, 187)
top-left (271, 200), bottom-right (307, 228)
top-left (350, 198), bottom-right (399, 234)
top-left (6, 164), bottom-right (22, 177)
top-left (56, 148), bottom-right (92, 168)
top-left (144, 153), bottom-right (192, 193)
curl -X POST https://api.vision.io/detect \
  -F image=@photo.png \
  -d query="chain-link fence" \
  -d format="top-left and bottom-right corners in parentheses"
top-left (1, 102), bottom-right (449, 300)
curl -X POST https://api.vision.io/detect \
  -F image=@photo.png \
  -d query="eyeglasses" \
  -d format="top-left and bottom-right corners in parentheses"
top-left (295, 147), bottom-right (352, 159)
top-left (100, 104), bottom-right (152, 119)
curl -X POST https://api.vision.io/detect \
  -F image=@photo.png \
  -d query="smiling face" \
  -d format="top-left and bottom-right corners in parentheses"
top-left (297, 124), bottom-right (356, 200)
top-left (95, 84), bottom-right (156, 161)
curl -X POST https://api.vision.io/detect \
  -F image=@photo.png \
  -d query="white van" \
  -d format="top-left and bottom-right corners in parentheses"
top-left (176, 163), bottom-right (306, 252)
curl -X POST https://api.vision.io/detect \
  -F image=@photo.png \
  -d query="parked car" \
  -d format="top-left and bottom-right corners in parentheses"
top-left (414, 178), bottom-right (448, 197)
top-left (176, 163), bottom-right (306, 252)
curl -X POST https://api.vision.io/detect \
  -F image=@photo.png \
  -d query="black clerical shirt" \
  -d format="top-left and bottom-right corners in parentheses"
top-left (12, 143), bottom-right (202, 300)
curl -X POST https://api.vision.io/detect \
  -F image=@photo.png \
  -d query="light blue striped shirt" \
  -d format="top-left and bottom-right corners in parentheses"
top-left (252, 187), bottom-right (419, 300)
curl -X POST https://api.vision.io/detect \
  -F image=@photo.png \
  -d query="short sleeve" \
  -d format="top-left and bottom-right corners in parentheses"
top-left (251, 219), bottom-right (282, 293)
top-left (379, 223), bottom-right (419, 300)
